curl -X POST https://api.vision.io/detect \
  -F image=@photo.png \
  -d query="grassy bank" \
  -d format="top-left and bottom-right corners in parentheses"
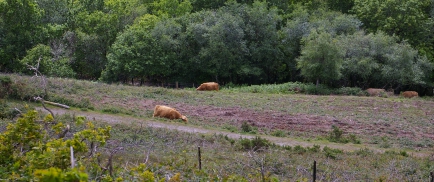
top-left (1, 73), bottom-right (433, 181)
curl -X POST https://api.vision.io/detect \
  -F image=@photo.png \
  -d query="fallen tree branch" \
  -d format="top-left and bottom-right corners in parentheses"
top-left (34, 96), bottom-right (55, 118)
top-left (43, 100), bottom-right (70, 109)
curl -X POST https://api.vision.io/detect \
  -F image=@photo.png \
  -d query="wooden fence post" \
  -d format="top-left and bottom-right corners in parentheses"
top-left (312, 160), bottom-right (316, 182)
top-left (430, 171), bottom-right (433, 182)
top-left (176, 82), bottom-right (178, 89)
top-left (198, 146), bottom-right (202, 170)
top-left (70, 146), bottom-right (75, 168)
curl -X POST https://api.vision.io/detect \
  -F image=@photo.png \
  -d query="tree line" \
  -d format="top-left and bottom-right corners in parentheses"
top-left (1, 0), bottom-right (433, 93)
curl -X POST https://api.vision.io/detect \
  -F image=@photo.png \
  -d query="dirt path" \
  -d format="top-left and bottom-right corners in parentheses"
top-left (36, 107), bottom-right (427, 157)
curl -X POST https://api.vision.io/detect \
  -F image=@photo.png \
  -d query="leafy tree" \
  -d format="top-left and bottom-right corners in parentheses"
top-left (193, 5), bottom-right (248, 83)
top-left (104, 0), bottom-right (149, 29)
top-left (352, 0), bottom-right (432, 58)
top-left (279, 6), bottom-right (311, 82)
top-left (280, 7), bottom-right (360, 82)
top-left (190, 0), bottom-right (226, 11)
top-left (101, 14), bottom-right (164, 83)
top-left (0, 0), bottom-right (43, 72)
top-left (381, 41), bottom-right (433, 88)
top-left (339, 31), bottom-right (385, 88)
top-left (70, 9), bottom-right (122, 79)
top-left (74, 0), bottom-right (104, 12)
top-left (19, 44), bottom-right (76, 78)
top-left (339, 31), bottom-right (433, 89)
top-left (151, 18), bottom-right (186, 82)
top-left (287, 0), bottom-right (328, 11)
top-left (36, 0), bottom-right (69, 25)
top-left (152, 0), bottom-right (193, 18)
top-left (241, 1), bottom-right (284, 84)
top-left (297, 29), bottom-right (344, 86)
top-left (310, 10), bottom-right (361, 36)
top-left (326, 0), bottom-right (354, 13)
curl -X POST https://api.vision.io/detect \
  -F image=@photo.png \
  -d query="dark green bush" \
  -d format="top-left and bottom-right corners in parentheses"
top-left (102, 107), bottom-right (121, 114)
top-left (327, 125), bottom-right (361, 144)
top-left (355, 148), bottom-right (373, 157)
top-left (8, 79), bottom-right (42, 100)
top-left (293, 145), bottom-right (307, 154)
top-left (323, 146), bottom-right (343, 159)
top-left (271, 130), bottom-right (286, 137)
top-left (0, 76), bottom-right (12, 85)
top-left (328, 125), bottom-right (348, 143)
top-left (0, 76), bottom-right (12, 98)
top-left (239, 136), bottom-right (271, 151)
top-left (241, 122), bottom-right (253, 133)
top-left (307, 145), bottom-right (321, 153)
top-left (304, 84), bottom-right (332, 95)
top-left (334, 87), bottom-right (365, 96)
top-left (0, 100), bottom-right (20, 119)
top-left (348, 134), bottom-right (361, 144)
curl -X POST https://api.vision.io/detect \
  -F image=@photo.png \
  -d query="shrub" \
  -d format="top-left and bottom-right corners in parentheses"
top-left (8, 79), bottom-right (42, 100)
top-left (0, 76), bottom-right (12, 98)
top-left (323, 146), bottom-right (343, 159)
top-left (271, 130), bottom-right (286, 137)
top-left (0, 110), bottom-right (111, 180)
top-left (0, 75), bottom-right (12, 84)
top-left (223, 124), bottom-right (238, 132)
top-left (304, 84), bottom-right (332, 95)
top-left (293, 145), bottom-right (307, 154)
top-left (307, 145), bottom-right (321, 153)
top-left (355, 148), bottom-right (373, 157)
top-left (334, 87), bottom-right (364, 96)
top-left (238, 137), bottom-right (271, 151)
top-left (102, 107), bottom-right (121, 114)
top-left (348, 134), bottom-right (361, 144)
top-left (48, 94), bottom-right (94, 110)
top-left (385, 150), bottom-right (408, 157)
top-left (241, 122), bottom-right (253, 133)
top-left (0, 100), bottom-right (22, 119)
top-left (328, 125), bottom-right (348, 143)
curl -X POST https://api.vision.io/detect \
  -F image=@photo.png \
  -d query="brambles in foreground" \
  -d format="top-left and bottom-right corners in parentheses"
top-left (1, 107), bottom-right (433, 181)
top-left (0, 110), bottom-right (110, 181)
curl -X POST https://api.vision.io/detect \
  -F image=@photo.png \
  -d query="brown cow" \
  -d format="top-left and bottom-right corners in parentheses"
top-left (153, 105), bottom-right (188, 123)
top-left (196, 82), bottom-right (219, 91)
top-left (402, 91), bottom-right (418, 98)
top-left (366, 88), bottom-right (386, 97)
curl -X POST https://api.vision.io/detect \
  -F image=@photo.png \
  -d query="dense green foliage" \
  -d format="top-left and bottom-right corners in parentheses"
top-left (0, 109), bottom-right (109, 181)
top-left (0, 0), bottom-right (433, 93)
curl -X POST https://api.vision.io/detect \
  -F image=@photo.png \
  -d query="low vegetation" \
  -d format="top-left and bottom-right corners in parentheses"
top-left (0, 74), bottom-right (433, 181)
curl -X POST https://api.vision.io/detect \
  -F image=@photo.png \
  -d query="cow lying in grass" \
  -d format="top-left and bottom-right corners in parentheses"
top-left (196, 82), bottom-right (219, 91)
top-left (402, 91), bottom-right (418, 98)
top-left (366, 88), bottom-right (386, 96)
top-left (153, 105), bottom-right (188, 123)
